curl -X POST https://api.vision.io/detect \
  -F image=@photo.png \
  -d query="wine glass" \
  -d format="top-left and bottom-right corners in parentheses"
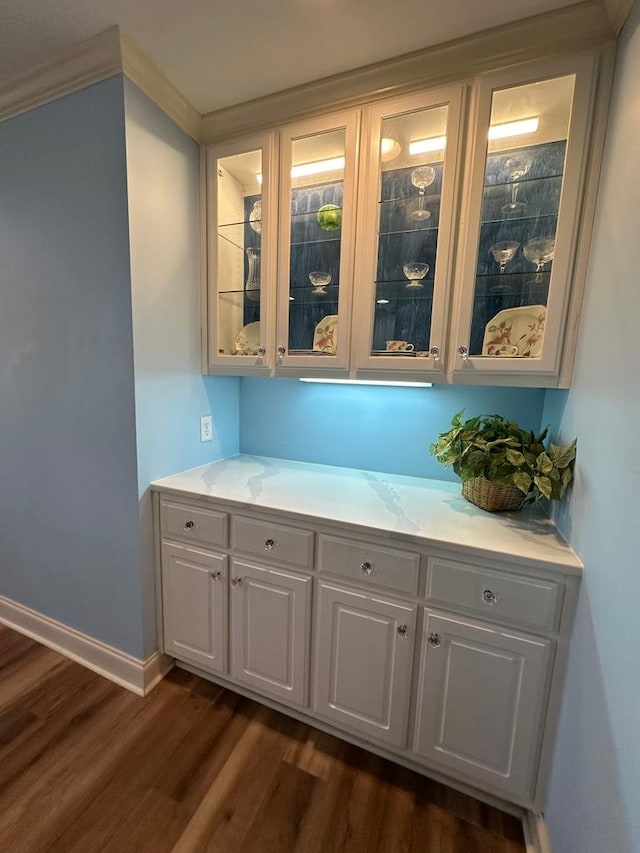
top-left (501, 155), bottom-right (532, 215)
top-left (402, 261), bottom-right (429, 289)
top-left (523, 237), bottom-right (555, 284)
top-left (410, 166), bottom-right (436, 221)
top-left (490, 241), bottom-right (519, 291)
top-left (309, 271), bottom-right (331, 295)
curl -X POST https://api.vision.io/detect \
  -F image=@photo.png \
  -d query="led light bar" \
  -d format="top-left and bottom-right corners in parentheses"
top-left (488, 117), bottom-right (539, 140)
top-left (299, 378), bottom-right (432, 387)
top-left (408, 135), bottom-right (447, 155)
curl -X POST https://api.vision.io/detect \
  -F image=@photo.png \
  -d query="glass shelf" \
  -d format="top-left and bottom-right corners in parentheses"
top-left (483, 173), bottom-right (563, 192)
top-left (290, 236), bottom-right (342, 248)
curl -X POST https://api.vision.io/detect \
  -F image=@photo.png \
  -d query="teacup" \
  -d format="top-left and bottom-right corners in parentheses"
top-left (487, 344), bottom-right (519, 357)
top-left (386, 340), bottom-right (414, 352)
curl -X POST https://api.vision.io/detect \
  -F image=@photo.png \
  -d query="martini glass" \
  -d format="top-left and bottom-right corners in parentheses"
top-left (490, 241), bottom-right (519, 291)
top-left (523, 237), bottom-right (555, 284)
top-left (501, 155), bottom-right (532, 215)
top-left (410, 166), bottom-right (436, 221)
top-left (402, 261), bottom-right (429, 289)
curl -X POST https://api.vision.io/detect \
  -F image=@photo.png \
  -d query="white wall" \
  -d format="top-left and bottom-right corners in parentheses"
top-left (0, 78), bottom-right (146, 657)
top-left (542, 5), bottom-right (640, 851)
top-left (124, 79), bottom-right (240, 656)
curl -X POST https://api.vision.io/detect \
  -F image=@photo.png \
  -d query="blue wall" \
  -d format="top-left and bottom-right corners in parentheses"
top-left (239, 377), bottom-right (545, 479)
top-left (541, 7), bottom-right (640, 851)
top-left (0, 79), bottom-right (146, 657)
top-left (124, 80), bottom-right (240, 656)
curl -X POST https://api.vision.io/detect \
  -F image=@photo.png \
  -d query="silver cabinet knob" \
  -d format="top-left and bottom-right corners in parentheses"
top-left (231, 577), bottom-right (242, 587)
top-left (264, 538), bottom-right (275, 551)
top-left (429, 346), bottom-right (440, 360)
top-left (482, 589), bottom-right (497, 605)
top-left (427, 632), bottom-right (441, 648)
top-left (397, 624), bottom-right (408, 639)
top-left (360, 561), bottom-right (373, 576)
top-left (209, 570), bottom-right (221, 581)
top-left (256, 346), bottom-right (266, 360)
top-left (457, 345), bottom-right (469, 359)
top-left (183, 520), bottom-right (195, 531)
top-left (277, 345), bottom-right (286, 359)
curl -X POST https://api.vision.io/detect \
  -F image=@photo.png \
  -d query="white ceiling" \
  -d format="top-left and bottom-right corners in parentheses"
top-left (0, 0), bottom-right (580, 115)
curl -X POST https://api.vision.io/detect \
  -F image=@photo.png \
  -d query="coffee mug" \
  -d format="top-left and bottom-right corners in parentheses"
top-left (386, 340), bottom-right (414, 352)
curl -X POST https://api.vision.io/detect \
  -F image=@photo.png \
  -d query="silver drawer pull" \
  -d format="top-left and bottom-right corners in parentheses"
top-left (482, 589), bottom-right (497, 605)
top-left (427, 632), bottom-right (441, 648)
top-left (209, 570), bottom-right (221, 581)
top-left (231, 577), bottom-right (243, 587)
top-left (360, 561), bottom-right (373, 576)
top-left (397, 624), bottom-right (408, 639)
top-left (184, 520), bottom-right (195, 531)
top-left (264, 538), bottom-right (275, 551)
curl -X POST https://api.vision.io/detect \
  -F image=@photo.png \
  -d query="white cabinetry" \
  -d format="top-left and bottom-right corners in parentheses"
top-left (313, 581), bottom-right (416, 747)
top-left (154, 464), bottom-right (581, 812)
top-left (229, 559), bottom-right (311, 707)
top-left (413, 610), bottom-right (550, 801)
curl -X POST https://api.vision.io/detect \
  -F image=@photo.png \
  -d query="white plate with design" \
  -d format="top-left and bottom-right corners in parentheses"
top-left (482, 305), bottom-right (546, 358)
top-left (234, 321), bottom-right (261, 354)
top-left (313, 315), bottom-right (338, 354)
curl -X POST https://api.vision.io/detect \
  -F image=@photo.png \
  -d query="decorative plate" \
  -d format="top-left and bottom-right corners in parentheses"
top-left (482, 305), bottom-right (547, 358)
top-left (234, 321), bottom-right (261, 354)
top-left (313, 315), bottom-right (338, 354)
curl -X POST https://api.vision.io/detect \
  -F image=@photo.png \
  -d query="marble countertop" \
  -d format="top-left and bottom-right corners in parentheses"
top-left (151, 455), bottom-right (582, 574)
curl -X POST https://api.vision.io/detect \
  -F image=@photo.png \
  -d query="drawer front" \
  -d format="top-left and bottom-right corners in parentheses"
top-left (232, 516), bottom-right (314, 569)
top-left (426, 557), bottom-right (561, 633)
top-left (160, 499), bottom-right (228, 549)
top-left (318, 535), bottom-right (420, 595)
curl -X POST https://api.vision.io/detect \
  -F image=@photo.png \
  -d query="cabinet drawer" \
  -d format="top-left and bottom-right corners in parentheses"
top-left (161, 499), bottom-right (228, 549)
top-left (318, 535), bottom-right (420, 595)
top-left (232, 516), bottom-right (314, 569)
top-left (426, 557), bottom-right (561, 634)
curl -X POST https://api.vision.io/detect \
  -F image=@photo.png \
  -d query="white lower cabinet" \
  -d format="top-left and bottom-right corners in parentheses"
top-left (161, 542), bottom-right (228, 673)
top-left (413, 610), bottom-right (551, 801)
top-left (312, 581), bottom-right (417, 748)
top-left (229, 559), bottom-right (312, 707)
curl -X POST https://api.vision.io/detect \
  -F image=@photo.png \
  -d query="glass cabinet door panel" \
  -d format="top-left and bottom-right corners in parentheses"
top-left (278, 112), bottom-right (359, 371)
top-left (209, 135), bottom-right (275, 372)
top-left (468, 74), bottom-right (575, 360)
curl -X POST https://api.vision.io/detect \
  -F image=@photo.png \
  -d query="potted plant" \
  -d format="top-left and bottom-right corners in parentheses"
top-left (429, 410), bottom-right (576, 512)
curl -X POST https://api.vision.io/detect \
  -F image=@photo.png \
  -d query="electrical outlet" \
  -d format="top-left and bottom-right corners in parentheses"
top-left (200, 415), bottom-right (213, 442)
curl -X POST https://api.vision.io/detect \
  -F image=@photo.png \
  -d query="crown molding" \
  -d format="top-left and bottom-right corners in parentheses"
top-left (201, 0), bottom-right (616, 142)
top-left (0, 25), bottom-right (201, 141)
top-left (0, 26), bottom-right (122, 126)
top-left (120, 31), bottom-right (201, 141)
top-left (604, 0), bottom-right (636, 32)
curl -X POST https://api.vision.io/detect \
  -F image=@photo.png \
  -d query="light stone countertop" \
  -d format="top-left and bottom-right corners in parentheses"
top-left (151, 454), bottom-right (582, 575)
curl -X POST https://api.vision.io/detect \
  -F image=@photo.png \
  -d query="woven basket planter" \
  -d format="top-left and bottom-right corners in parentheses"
top-left (462, 477), bottom-right (525, 512)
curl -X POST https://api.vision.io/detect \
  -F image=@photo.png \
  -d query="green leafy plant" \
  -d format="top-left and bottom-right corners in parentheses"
top-left (429, 411), bottom-right (576, 505)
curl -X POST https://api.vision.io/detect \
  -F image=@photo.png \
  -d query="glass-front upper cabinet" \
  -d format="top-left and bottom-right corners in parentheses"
top-left (354, 86), bottom-right (465, 377)
top-left (206, 132), bottom-right (276, 374)
top-left (452, 54), bottom-right (597, 382)
top-left (276, 111), bottom-right (360, 375)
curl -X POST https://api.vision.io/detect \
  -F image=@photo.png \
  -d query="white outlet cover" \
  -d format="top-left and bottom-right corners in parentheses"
top-left (200, 415), bottom-right (213, 442)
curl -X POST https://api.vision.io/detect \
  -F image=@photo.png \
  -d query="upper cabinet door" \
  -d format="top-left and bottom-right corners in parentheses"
top-left (206, 132), bottom-right (277, 375)
top-left (354, 86), bottom-right (465, 378)
top-left (276, 110), bottom-right (360, 375)
top-left (450, 53), bottom-right (597, 383)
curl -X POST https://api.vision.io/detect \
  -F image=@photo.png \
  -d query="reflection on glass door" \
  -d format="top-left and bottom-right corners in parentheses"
top-left (470, 74), bottom-right (575, 360)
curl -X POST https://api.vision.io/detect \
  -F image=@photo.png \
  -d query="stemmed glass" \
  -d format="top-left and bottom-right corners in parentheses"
top-left (410, 166), bottom-right (436, 221)
top-left (501, 155), bottom-right (532, 215)
top-left (309, 271), bottom-right (331, 296)
top-left (490, 241), bottom-right (519, 291)
top-left (523, 237), bottom-right (555, 284)
top-left (402, 261), bottom-right (429, 289)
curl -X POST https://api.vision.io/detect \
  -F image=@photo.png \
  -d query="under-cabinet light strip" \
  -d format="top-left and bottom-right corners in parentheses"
top-left (299, 379), bottom-right (432, 387)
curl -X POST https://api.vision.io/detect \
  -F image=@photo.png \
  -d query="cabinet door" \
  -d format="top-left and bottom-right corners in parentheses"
top-left (161, 543), bottom-right (227, 673)
top-left (413, 609), bottom-right (551, 803)
top-left (276, 110), bottom-right (360, 376)
top-left (206, 131), bottom-right (277, 375)
top-left (354, 85), bottom-right (465, 379)
top-left (230, 559), bottom-right (311, 707)
top-left (313, 581), bottom-right (416, 748)
top-left (451, 53), bottom-right (597, 385)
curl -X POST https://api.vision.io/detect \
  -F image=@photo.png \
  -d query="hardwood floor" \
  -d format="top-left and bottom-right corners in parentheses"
top-left (0, 624), bottom-right (526, 853)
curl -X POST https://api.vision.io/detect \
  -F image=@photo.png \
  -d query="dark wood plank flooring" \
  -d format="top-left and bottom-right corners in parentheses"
top-left (0, 624), bottom-right (525, 852)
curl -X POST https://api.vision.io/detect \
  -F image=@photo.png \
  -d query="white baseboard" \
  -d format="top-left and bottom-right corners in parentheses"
top-left (0, 594), bottom-right (173, 696)
top-left (523, 811), bottom-right (552, 853)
